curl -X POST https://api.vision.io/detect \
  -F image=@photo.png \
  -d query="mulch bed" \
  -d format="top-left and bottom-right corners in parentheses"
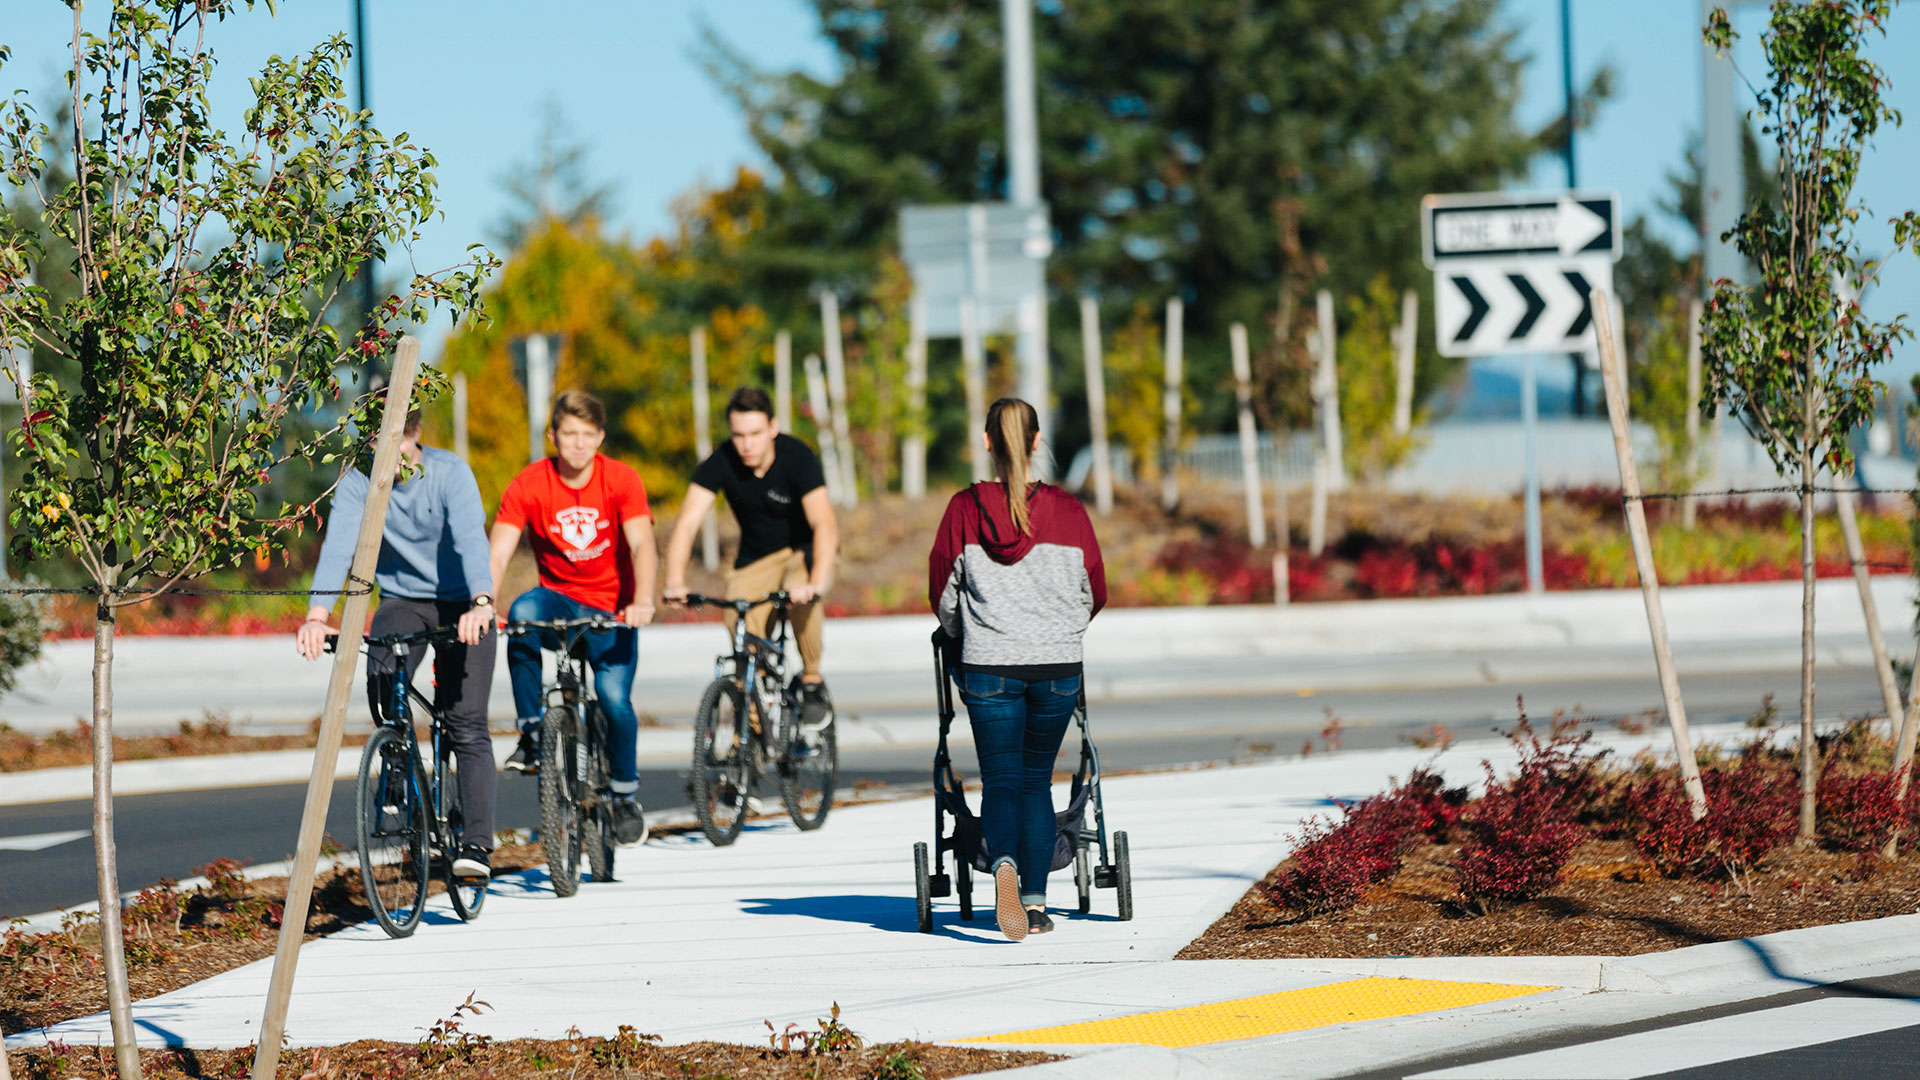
top-left (1179, 838), bottom-right (1920, 959)
top-left (3, 1035), bottom-right (1054, 1080)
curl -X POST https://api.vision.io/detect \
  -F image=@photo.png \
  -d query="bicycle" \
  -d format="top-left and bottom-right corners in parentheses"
top-left (503, 613), bottom-right (633, 897)
top-left (682, 591), bottom-right (838, 845)
top-left (331, 625), bottom-right (486, 939)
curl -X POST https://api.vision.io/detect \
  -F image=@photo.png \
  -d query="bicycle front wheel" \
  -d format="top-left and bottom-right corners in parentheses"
top-left (539, 706), bottom-right (586, 897)
top-left (356, 728), bottom-right (429, 938)
top-left (441, 749), bottom-right (486, 921)
top-left (779, 682), bottom-right (837, 831)
top-left (691, 678), bottom-right (751, 846)
top-left (584, 704), bottom-right (616, 885)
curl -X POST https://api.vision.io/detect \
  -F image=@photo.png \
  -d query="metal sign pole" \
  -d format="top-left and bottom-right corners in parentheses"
top-left (524, 333), bottom-right (552, 463)
top-left (1522, 352), bottom-right (1544, 594)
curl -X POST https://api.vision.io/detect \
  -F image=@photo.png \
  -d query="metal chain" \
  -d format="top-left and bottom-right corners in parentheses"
top-left (1626, 484), bottom-right (1915, 501)
top-left (0, 573), bottom-right (374, 598)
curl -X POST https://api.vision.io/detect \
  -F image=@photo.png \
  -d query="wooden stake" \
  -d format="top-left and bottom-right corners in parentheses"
top-left (1593, 293), bottom-right (1708, 821)
top-left (804, 353), bottom-right (846, 505)
top-left (1896, 662), bottom-right (1920, 800)
top-left (774, 330), bottom-right (793, 432)
top-left (1315, 290), bottom-right (1344, 491)
top-left (1273, 474), bottom-right (1290, 606)
top-left (1393, 289), bottom-right (1417, 438)
top-left (691, 328), bottom-right (718, 571)
top-left (1230, 322), bottom-right (1265, 546)
top-left (960, 297), bottom-right (990, 483)
top-left (1682, 298), bottom-right (1703, 529)
top-left (819, 292), bottom-right (857, 505)
top-left (252, 337), bottom-right (422, 1080)
top-left (1836, 486), bottom-right (1903, 730)
top-left (1079, 295), bottom-right (1113, 515)
top-left (452, 372), bottom-right (469, 463)
top-left (903, 294), bottom-right (928, 499)
top-left (1161, 297), bottom-right (1184, 513)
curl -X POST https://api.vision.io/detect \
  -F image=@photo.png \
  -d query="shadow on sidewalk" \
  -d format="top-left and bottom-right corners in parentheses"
top-left (739, 894), bottom-right (1012, 940)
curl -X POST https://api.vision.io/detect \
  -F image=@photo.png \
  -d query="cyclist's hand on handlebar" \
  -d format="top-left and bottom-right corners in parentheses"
top-left (456, 605), bottom-right (496, 645)
top-left (661, 584), bottom-right (689, 607)
top-left (621, 601), bottom-right (655, 628)
top-left (295, 613), bottom-right (335, 661)
top-left (788, 582), bottom-right (820, 605)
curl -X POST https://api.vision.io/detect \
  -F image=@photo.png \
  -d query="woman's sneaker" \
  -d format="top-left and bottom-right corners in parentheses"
top-left (1026, 907), bottom-right (1055, 935)
top-left (994, 862), bottom-right (1027, 941)
top-left (451, 845), bottom-right (491, 882)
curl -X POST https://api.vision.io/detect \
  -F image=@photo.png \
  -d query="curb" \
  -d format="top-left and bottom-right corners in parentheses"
top-left (978, 1045), bottom-right (1231, 1079)
top-left (1595, 911), bottom-right (1920, 994)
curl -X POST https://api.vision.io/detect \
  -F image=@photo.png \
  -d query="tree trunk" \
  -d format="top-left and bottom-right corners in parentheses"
top-left (1797, 455), bottom-right (1818, 844)
top-left (91, 590), bottom-right (142, 1079)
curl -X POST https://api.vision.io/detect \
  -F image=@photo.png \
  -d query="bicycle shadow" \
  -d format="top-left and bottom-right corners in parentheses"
top-left (738, 894), bottom-right (1011, 941)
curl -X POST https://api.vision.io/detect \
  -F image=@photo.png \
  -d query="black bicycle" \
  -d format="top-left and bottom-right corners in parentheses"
top-left (682, 591), bottom-right (838, 845)
top-left (333, 626), bottom-right (486, 939)
top-left (504, 613), bottom-right (632, 897)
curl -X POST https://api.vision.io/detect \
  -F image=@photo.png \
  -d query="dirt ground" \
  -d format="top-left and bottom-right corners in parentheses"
top-left (1179, 838), bottom-right (1920, 959)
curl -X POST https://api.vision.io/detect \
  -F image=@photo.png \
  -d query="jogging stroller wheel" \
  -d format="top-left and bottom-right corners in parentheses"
top-left (957, 854), bottom-right (973, 921)
top-left (1114, 831), bottom-right (1134, 922)
top-left (914, 842), bottom-right (933, 933)
top-left (1075, 845), bottom-right (1092, 914)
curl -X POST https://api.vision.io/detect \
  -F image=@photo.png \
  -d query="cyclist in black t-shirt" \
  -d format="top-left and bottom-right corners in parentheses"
top-left (663, 387), bottom-right (839, 718)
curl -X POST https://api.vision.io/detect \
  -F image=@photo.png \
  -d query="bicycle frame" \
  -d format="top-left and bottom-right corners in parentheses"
top-left (706, 594), bottom-right (794, 736)
top-left (370, 638), bottom-right (460, 858)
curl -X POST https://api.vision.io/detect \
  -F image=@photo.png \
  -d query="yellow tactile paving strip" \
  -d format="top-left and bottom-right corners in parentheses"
top-left (959, 976), bottom-right (1554, 1048)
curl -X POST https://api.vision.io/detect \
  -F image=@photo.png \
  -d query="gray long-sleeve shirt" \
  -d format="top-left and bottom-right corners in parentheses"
top-left (306, 446), bottom-right (493, 610)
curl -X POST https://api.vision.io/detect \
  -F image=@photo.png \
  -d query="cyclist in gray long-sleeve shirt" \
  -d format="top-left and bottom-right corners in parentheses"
top-left (296, 409), bottom-right (501, 880)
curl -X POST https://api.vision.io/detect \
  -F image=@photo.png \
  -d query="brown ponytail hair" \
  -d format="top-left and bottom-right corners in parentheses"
top-left (985, 397), bottom-right (1040, 535)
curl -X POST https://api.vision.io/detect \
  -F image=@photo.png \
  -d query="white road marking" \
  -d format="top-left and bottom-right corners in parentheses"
top-left (0, 828), bottom-right (89, 853)
top-left (1412, 997), bottom-right (1920, 1079)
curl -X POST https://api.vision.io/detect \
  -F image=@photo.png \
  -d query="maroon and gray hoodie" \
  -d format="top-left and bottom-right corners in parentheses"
top-left (928, 482), bottom-right (1107, 675)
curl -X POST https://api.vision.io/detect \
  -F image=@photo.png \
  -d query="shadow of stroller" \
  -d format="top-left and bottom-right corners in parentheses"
top-left (739, 894), bottom-right (1010, 941)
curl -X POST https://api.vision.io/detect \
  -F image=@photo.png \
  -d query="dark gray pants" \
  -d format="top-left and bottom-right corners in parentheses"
top-left (366, 597), bottom-right (498, 851)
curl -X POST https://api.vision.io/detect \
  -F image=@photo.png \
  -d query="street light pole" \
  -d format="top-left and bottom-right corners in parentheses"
top-left (1001, 0), bottom-right (1051, 460)
top-left (352, 0), bottom-right (380, 390)
top-left (1701, 0), bottom-right (1749, 286)
top-left (1561, 0), bottom-right (1585, 418)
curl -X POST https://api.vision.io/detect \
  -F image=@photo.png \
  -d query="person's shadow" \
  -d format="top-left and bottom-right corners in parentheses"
top-left (739, 894), bottom-right (1013, 940)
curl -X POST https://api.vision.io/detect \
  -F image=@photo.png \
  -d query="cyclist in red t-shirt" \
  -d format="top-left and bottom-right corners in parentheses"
top-left (486, 390), bottom-right (656, 844)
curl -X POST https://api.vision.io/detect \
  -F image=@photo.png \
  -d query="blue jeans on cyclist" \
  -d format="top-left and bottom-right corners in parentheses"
top-left (958, 669), bottom-right (1080, 906)
top-left (507, 586), bottom-right (642, 793)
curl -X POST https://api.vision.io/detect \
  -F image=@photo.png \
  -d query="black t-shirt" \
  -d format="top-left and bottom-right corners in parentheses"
top-left (690, 434), bottom-right (828, 569)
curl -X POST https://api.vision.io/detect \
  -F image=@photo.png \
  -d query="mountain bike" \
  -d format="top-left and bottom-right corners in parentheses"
top-left (333, 626), bottom-right (486, 939)
top-left (504, 613), bottom-right (632, 897)
top-left (682, 591), bottom-right (837, 845)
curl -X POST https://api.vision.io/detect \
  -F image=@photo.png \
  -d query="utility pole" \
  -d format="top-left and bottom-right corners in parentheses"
top-left (352, 0), bottom-right (380, 391)
top-left (1001, 0), bottom-right (1050, 453)
top-left (1702, 0), bottom-right (1750, 287)
top-left (1561, 0), bottom-right (1585, 417)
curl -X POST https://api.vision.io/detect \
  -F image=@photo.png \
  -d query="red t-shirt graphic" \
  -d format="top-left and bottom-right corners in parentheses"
top-left (497, 455), bottom-right (651, 613)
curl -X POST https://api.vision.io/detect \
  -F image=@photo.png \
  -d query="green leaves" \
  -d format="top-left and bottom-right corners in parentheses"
top-left (1, 0), bottom-right (497, 597)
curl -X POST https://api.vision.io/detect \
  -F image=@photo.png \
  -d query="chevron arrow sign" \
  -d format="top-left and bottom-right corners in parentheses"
top-left (1433, 257), bottom-right (1614, 358)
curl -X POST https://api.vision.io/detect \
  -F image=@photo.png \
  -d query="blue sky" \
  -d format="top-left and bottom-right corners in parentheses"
top-left (3, 1), bottom-right (1917, 377)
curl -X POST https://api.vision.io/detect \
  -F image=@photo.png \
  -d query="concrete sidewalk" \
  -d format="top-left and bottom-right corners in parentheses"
top-left (3, 577), bottom-right (1912, 736)
top-left (21, 720), bottom-right (1920, 1080)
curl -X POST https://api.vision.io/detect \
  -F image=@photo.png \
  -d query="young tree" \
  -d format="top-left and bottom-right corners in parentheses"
top-left (1700, 0), bottom-right (1917, 842)
top-left (0, 3), bottom-right (492, 1073)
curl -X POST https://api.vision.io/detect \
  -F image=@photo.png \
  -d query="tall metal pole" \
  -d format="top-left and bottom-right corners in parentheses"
top-left (1001, 0), bottom-right (1050, 456)
top-left (1561, 0), bottom-right (1586, 417)
top-left (352, 0), bottom-right (380, 391)
top-left (1701, 0), bottom-right (1745, 286)
top-left (1522, 353), bottom-right (1544, 594)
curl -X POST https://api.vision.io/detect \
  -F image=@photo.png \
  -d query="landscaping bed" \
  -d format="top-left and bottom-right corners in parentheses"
top-left (1182, 709), bottom-right (1920, 961)
top-left (0, 716), bottom-right (360, 773)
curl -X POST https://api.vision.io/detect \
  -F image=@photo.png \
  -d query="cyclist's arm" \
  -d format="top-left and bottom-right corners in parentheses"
top-left (621, 514), bottom-right (658, 627)
top-left (297, 469), bottom-right (368, 660)
top-left (662, 483), bottom-right (717, 603)
top-left (485, 521), bottom-right (523, 611)
top-left (797, 486), bottom-right (838, 603)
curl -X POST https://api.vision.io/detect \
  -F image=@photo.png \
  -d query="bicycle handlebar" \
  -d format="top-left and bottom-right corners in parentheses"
top-left (323, 624), bottom-right (461, 655)
top-left (679, 591), bottom-right (789, 614)
top-left (502, 614), bottom-right (629, 636)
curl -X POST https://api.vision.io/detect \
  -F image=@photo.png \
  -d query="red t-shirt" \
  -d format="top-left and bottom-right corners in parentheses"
top-left (497, 455), bottom-right (651, 613)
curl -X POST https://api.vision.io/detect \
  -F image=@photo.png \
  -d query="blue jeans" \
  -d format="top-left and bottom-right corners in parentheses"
top-left (507, 587), bottom-right (641, 787)
top-left (958, 669), bottom-right (1080, 906)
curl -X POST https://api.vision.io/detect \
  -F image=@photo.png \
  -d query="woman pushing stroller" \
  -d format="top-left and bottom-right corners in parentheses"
top-left (928, 397), bottom-right (1107, 940)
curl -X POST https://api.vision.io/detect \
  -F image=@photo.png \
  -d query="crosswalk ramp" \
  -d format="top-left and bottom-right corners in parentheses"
top-left (1411, 997), bottom-right (1920, 1079)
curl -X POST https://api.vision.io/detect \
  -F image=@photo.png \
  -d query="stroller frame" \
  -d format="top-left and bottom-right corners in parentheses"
top-left (914, 629), bottom-right (1133, 933)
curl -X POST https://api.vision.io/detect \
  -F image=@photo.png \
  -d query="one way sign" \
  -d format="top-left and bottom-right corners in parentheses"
top-left (1422, 190), bottom-right (1620, 358)
top-left (1434, 257), bottom-right (1612, 358)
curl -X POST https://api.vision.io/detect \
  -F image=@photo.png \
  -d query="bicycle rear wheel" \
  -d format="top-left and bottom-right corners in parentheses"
top-left (441, 749), bottom-right (486, 921)
top-left (584, 704), bottom-right (616, 884)
top-left (779, 681), bottom-right (837, 831)
top-left (539, 705), bottom-right (586, 897)
top-left (691, 678), bottom-right (750, 846)
top-left (356, 728), bottom-right (429, 938)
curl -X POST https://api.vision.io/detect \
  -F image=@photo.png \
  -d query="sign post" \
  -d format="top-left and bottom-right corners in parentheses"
top-left (1423, 189), bottom-right (1621, 593)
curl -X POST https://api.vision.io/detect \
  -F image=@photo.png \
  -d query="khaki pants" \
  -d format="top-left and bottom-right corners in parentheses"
top-left (723, 548), bottom-right (823, 679)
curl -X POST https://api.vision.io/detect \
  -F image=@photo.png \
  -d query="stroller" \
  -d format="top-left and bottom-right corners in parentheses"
top-left (914, 628), bottom-right (1133, 933)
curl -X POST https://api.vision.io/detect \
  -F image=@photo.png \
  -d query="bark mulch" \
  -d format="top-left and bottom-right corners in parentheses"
top-left (1179, 838), bottom-right (1920, 960)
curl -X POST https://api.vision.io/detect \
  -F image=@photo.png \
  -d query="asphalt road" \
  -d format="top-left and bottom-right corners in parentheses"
top-left (0, 663), bottom-right (1889, 919)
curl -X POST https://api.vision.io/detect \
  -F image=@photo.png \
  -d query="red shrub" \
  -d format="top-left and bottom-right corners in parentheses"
top-left (1368, 766), bottom-right (1469, 843)
top-left (1451, 771), bottom-right (1585, 908)
top-left (1630, 751), bottom-right (1797, 879)
top-left (1818, 768), bottom-right (1907, 852)
top-left (1259, 798), bottom-right (1419, 917)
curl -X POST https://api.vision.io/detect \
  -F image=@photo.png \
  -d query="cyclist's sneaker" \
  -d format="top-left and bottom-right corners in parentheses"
top-left (451, 845), bottom-right (491, 882)
top-left (994, 861), bottom-right (1027, 941)
top-left (505, 730), bottom-right (539, 775)
top-left (610, 795), bottom-right (648, 845)
top-left (799, 681), bottom-right (833, 730)
top-left (1026, 907), bottom-right (1055, 935)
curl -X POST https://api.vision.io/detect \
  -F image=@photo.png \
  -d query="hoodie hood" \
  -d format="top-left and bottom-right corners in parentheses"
top-left (967, 481), bottom-right (1047, 564)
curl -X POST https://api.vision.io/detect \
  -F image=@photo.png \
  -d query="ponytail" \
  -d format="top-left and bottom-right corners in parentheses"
top-left (985, 397), bottom-right (1040, 535)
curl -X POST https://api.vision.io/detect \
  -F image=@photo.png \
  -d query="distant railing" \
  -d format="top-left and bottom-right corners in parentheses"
top-left (1064, 432), bottom-right (1317, 492)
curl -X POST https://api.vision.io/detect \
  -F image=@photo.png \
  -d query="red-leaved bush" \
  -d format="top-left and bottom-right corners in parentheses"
top-left (1816, 767), bottom-right (1910, 852)
top-left (1258, 815), bottom-right (1380, 917)
top-left (1449, 710), bottom-right (1602, 909)
top-left (1630, 750), bottom-right (1797, 880)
